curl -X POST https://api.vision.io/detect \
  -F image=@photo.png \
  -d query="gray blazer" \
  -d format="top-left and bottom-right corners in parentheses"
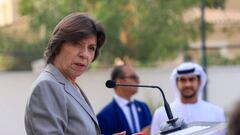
top-left (25, 64), bottom-right (101, 135)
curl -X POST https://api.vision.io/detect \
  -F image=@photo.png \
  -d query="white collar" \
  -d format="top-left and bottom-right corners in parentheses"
top-left (114, 94), bottom-right (134, 108)
top-left (173, 99), bottom-right (204, 106)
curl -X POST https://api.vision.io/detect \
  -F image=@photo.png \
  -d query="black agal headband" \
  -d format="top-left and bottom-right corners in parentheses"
top-left (177, 67), bottom-right (195, 75)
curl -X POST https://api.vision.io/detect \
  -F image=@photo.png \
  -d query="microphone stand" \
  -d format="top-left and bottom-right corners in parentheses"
top-left (116, 83), bottom-right (187, 134)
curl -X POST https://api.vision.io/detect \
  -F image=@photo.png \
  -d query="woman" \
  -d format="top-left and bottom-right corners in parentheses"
top-left (24, 12), bottom-right (107, 135)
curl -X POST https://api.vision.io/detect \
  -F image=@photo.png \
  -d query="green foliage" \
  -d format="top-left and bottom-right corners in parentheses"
top-left (19, 0), bottom-right (86, 35)
top-left (205, 0), bottom-right (225, 9)
top-left (130, 0), bottom-right (197, 64)
top-left (0, 31), bottom-right (46, 70)
top-left (207, 52), bottom-right (240, 65)
top-left (94, 1), bottom-right (133, 65)
top-left (0, 55), bottom-right (15, 71)
top-left (2, 0), bottom-right (223, 71)
top-left (18, 0), bottom-right (200, 67)
top-left (95, 0), bottom-right (199, 65)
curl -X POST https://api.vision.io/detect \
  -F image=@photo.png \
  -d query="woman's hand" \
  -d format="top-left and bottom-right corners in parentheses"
top-left (113, 131), bottom-right (126, 135)
top-left (140, 125), bottom-right (150, 135)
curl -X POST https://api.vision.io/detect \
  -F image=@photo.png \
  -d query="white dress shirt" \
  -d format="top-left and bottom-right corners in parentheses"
top-left (114, 94), bottom-right (140, 133)
top-left (151, 100), bottom-right (225, 135)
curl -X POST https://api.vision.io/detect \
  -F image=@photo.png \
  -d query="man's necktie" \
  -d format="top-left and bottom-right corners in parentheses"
top-left (127, 102), bottom-right (137, 133)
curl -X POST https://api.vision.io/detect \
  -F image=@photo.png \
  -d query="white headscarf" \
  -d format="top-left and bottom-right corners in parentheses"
top-left (170, 62), bottom-right (207, 102)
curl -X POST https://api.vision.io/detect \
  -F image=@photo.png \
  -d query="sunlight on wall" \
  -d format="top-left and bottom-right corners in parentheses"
top-left (0, 0), bottom-right (13, 27)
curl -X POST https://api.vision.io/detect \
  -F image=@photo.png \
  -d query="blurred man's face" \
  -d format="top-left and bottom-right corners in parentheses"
top-left (116, 66), bottom-right (139, 97)
top-left (176, 75), bottom-right (200, 99)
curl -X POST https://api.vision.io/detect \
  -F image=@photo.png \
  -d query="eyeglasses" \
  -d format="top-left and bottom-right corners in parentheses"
top-left (120, 74), bottom-right (139, 81)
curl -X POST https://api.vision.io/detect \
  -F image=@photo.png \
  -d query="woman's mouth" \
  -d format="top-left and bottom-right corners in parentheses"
top-left (74, 63), bottom-right (86, 69)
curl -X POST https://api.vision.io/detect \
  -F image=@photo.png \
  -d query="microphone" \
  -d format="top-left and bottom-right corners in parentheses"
top-left (105, 80), bottom-right (187, 134)
top-left (105, 80), bottom-right (116, 88)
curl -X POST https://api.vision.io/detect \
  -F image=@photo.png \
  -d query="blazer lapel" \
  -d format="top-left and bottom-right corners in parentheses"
top-left (76, 84), bottom-right (96, 115)
top-left (64, 82), bottom-right (98, 124)
top-left (44, 64), bottom-right (98, 125)
top-left (113, 99), bottom-right (132, 134)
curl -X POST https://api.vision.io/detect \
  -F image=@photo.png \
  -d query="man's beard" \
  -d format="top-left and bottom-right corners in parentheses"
top-left (181, 89), bottom-right (197, 99)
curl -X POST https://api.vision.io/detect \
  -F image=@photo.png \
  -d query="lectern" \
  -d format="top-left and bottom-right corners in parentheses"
top-left (159, 122), bottom-right (226, 135)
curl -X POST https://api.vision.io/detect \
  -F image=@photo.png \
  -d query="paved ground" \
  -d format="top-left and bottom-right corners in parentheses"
top-left (0, 66), bottom-right (239, 135)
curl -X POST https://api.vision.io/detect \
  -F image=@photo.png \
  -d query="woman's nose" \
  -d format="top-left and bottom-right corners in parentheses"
top-left (78, 47), bottom-right (89, 58)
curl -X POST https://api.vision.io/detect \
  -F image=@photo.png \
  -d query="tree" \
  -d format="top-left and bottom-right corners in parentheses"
top-left (18, 0), bottom-right (225, 67)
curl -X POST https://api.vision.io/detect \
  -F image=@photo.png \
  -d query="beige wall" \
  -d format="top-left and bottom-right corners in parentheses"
top-left (226, 0), bottom-right (240, 11)
top-left (0, 0), bottom-right (14, 27)
top-left (0, 0), bottom-right (19, 27)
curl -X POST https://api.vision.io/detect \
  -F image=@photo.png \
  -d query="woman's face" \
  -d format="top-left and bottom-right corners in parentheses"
top-left (54, 35), bottom-right (97, 82)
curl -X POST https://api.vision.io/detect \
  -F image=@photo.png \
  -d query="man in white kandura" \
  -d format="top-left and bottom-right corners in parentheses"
top-left (151, 62), bottom-right (225, 135)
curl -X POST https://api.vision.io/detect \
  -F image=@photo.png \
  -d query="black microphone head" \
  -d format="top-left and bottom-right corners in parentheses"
top-left (105, 80), bottom-right (116, 88)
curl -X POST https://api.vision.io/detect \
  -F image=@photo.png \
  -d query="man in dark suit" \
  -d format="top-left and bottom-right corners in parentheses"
top-left (97, 65), bottom-right (152, 135)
